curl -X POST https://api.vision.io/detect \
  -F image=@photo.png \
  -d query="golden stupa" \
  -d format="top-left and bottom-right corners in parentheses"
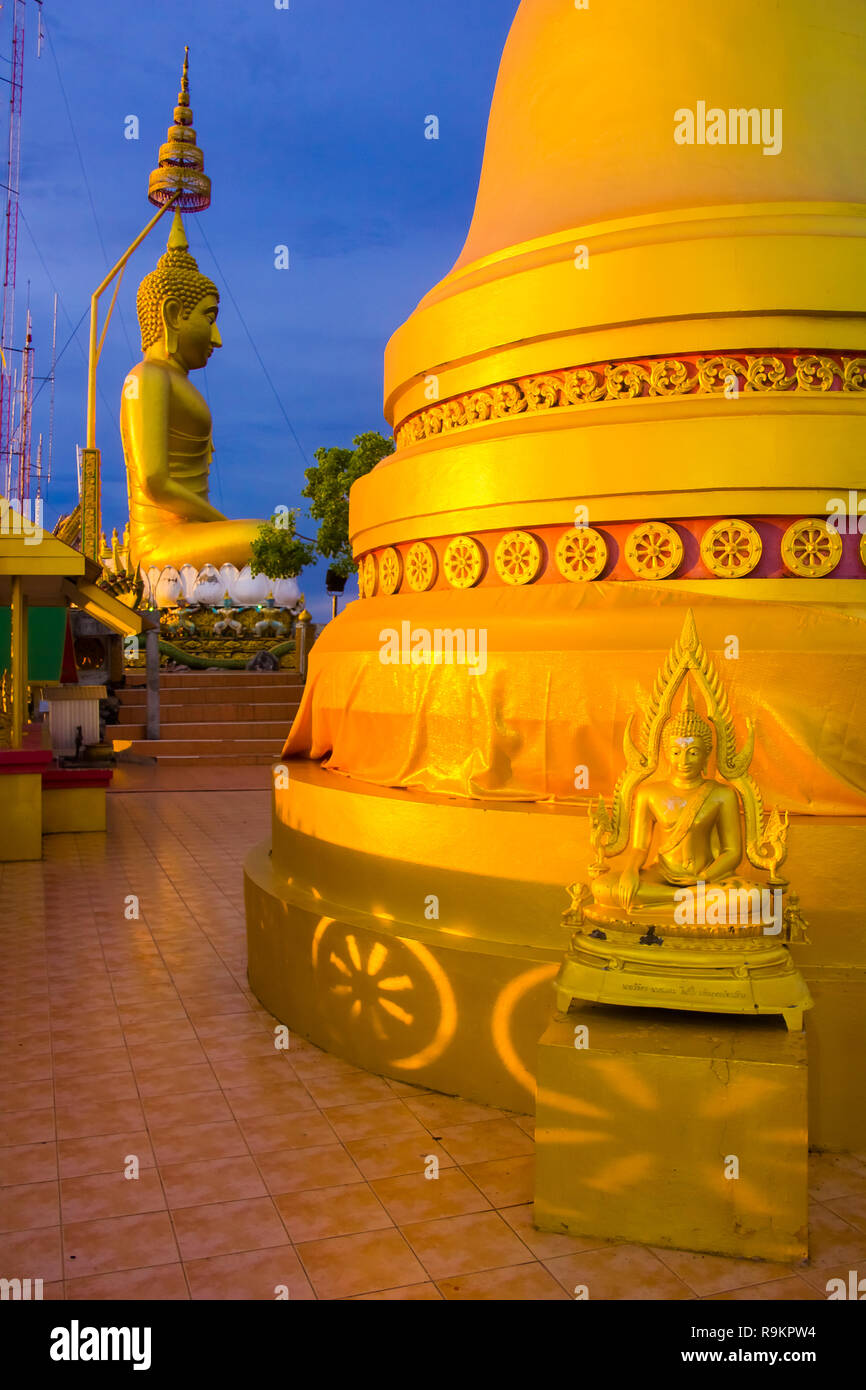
top-left (245, 0), bottom-right (866, 1149)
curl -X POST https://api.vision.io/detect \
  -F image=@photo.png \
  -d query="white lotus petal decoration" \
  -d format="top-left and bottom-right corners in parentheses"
top-left (231, 564), bottom-right (272, 606)
top-left (144, 566), bottom-right (161, 607)
top-left (219, 563), bottom-right (239, 597)
top-left (272, 576), bottom-right (301, 607)
top-left (179, 564), bottom-right (199, 603)
top-left (190, 564), bottom-right (225, 606)
top-left (136, 560), bottom-right (304, 612)
top-left (154, 566), bottom-right (182, 608)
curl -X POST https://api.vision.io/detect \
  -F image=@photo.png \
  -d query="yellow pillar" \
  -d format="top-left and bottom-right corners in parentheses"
top-left (79, 448), bottom-right (102, 562)
top-left (10, 575), bottom-right (27, 750)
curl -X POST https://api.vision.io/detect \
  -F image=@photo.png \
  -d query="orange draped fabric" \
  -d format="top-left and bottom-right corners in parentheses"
top-left (285, 583), bottom-right (866, 816)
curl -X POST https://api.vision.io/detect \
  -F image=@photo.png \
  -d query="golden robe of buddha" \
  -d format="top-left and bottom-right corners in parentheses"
top-left (120, 212), bottom-right (262, 574)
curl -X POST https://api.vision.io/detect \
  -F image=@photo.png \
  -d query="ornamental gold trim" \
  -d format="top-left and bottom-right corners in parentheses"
top-left (494, 530), bottom-right (543, 585)
top-left (781, 518), bottom-right (843, 578)
top-left (405, 540), bottom-right (437, 592)
top-left (361, 552), bottom-right (378, 598)
top-left (357, 515), bottom-right (854, 597)
top-left (625, 521), bottom-right (683, 580)
top-left (555, 526), bottom-right (608, 581)
top-left (443, 535), bottom-right (484, 589)
top-left (700, 519), bottom-right (762, 578)
top-left (379, 546), bottom-right (403, 596)
top-left (860, 532), bottom-right (866, 571)
top-left (395, 352), bottom-right (866, 449)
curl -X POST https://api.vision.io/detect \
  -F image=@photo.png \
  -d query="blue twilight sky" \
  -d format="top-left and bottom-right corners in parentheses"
top-left (8, 0), bottom-right (516, 618)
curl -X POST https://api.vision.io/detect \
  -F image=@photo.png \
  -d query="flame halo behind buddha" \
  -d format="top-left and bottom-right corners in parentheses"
top-left (555, 612), bottom-right (812, 1029)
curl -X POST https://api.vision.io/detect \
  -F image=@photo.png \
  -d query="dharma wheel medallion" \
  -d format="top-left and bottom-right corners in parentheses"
top-left (443, 536), bottom-right (484, 588)
top-left (700, 519), bottom-right (762, 578)
top-left (378, 546), bottom-right (403, 596)
top-left (495, 530), bottom-right (542, 585)
top-left (362, 552), bottom-right (378, 598)
top-left (624, 520), bottom-right (683, 580)
top-left (405, 541), bottom-right (437, 592)
top-left (860, 532), bottom-right (866, 570)
top-left (555, 526), bottom-right (608, 581)
top-left (781, 518), bottom-right (842, 577)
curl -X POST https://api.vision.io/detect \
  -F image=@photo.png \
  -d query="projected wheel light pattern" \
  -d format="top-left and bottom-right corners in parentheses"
top-left (495, 968), bottom-right (796, 1215)
top-left (491, 962), bottom-right (559, 1099)
top-left (311, 918), bottom-right (456, 1071)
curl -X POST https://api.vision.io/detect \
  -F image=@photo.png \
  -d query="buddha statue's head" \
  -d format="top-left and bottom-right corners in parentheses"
top-left (662, 706), bottom-right (714, 781)
top-left (136, 210), bottom-right (221, 371)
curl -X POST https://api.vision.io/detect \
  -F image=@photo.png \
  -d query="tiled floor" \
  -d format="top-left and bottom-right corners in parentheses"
top-left (2, 779), bottom-right (865, 1300)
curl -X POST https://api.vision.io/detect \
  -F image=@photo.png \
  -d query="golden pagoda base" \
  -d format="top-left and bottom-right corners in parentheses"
top-left (534, 1005), bottom-right (808, 1263)
top-left (243, 762), bottom-right (866, 1149)
top-left (555, 926), bottom-right (813, 1032)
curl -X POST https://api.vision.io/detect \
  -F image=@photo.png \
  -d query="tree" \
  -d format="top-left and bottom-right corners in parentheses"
top-left (250, 508), bottom-right (316, 581)
top-left (302, 431), bottom-right (394, 577)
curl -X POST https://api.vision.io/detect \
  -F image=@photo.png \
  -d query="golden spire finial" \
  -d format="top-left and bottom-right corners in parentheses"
top-left (167, 209), bottom-right (189, 253)
top-left (148, 46), bottom-right (211, 213)
top-left (136, 207), bottom-right (218, 351)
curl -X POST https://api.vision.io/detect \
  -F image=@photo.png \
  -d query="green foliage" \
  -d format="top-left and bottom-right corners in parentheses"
top-left (302, 431), bottom-right (394, 577)
top-left (250, 508), bottom-right (316, 581)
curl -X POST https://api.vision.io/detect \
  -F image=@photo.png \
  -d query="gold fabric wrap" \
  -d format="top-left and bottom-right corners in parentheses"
top-left (285, 583), bottom-right (866, 815)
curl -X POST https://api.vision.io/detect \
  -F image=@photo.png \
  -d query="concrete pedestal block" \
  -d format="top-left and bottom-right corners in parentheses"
top-left (534, 1003), bottom-right (808, 1262)
top-left (0, 772), bottom-right (42, 860)
top-left (42, 787), bottom-right (107, 834)
top-left (41, 768), bottom-right (111, 834)
top-left (0, 749), bottom-right (52, 861)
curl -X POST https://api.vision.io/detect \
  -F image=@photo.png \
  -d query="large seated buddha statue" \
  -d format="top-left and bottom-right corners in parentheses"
top-left (556, 612), bottom-right (813, 1030)
top-left (120, 211), bottom-right (263, 575)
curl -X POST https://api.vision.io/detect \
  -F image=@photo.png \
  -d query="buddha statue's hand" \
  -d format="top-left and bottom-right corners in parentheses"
top-left (657, 854), bottom-right (704, 887)
top-left (618, 867), bottom-right (640, 911)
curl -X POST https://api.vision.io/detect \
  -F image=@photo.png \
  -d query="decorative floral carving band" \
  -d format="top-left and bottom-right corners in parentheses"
top-left (356, 516), bottom-right (862, 598)
top-left (395, 352), bottom-right (866, 449)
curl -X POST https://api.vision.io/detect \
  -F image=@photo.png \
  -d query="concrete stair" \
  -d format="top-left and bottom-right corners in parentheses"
top-left (111, 670), bottom-right (303, 765)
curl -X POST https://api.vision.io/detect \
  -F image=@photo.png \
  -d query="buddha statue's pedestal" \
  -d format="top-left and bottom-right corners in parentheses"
top-left (534, 1003), bottom-right (808, 1262)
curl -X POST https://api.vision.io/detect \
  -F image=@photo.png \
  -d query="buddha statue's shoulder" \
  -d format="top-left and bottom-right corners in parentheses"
top-left (121, 358), bottom-right (209, 419)
top-left (692, 777), bottom-right (741, 814)
top-left (712, 777), bottom-right (741, 806)
top-left (122, 358), bottom-right (173, 404)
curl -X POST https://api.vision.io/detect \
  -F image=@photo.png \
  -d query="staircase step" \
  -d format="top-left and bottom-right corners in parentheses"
top-left (122, 737), bottom-right (286, 758)
top-left (117, 701), bottom-right (300, 725)
top-left (112, 720), bottom-right (292, 743)
top-left (139, 754), bottom-right (282, 766)
top-left (157, 671), bottom-right (302, 689)
top-left (118, 685), bottom-right (303, 707)
top-left (123, 668), bottom-right (302, 681)
top-left (116, 671), bottom-right (303, 764)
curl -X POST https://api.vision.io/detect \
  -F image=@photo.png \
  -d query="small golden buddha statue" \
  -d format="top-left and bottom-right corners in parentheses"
top-left (555, 611), bottom-right (812, 1029)
top-left (120, 212), bottom-right (262, 574)
top-left (592, 700), bottom-right (753, 916)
